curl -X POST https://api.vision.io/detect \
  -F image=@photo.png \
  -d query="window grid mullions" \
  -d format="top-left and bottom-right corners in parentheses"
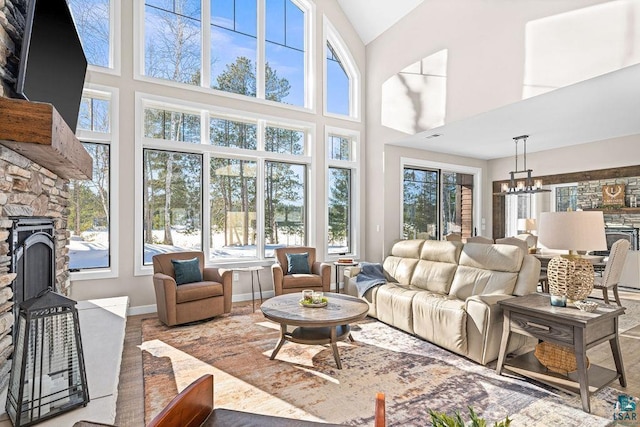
top-left (145, 3), bottom-right (201, 22)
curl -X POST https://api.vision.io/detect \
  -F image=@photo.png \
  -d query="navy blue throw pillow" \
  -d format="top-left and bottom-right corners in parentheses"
top-left (171, 257), bottom-right (202, 285)
top-left (286, 252), bottom-right (310, 274)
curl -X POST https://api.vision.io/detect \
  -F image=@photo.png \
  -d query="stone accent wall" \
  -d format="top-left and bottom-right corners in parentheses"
top-left (0, 0), bottom-right (71, 394)
top-left (0, 0), bottom-right (25, 97)
top-left (0, 146), bottom-right (71, 392)
top-left (577, 176), bottom-right (640, 227)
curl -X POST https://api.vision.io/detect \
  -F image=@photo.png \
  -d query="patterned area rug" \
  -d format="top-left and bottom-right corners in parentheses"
top-left (141, 301), bottom-right (632, 426)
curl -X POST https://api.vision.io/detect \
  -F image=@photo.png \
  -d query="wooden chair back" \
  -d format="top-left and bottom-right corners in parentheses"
top-left (147, 374), bottom-right (213, 427)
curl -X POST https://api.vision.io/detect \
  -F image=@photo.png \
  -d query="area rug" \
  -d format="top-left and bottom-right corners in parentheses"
top-left (141, 301), bottom-right (634, 426)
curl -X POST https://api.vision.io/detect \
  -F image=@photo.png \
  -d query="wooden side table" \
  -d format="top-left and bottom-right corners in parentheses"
top-left (496, 293), bottom-right (626, 413)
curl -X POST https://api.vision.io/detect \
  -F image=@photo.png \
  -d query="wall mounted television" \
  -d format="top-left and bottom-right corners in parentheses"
top-left (15, 0), bottom-right (88, 133)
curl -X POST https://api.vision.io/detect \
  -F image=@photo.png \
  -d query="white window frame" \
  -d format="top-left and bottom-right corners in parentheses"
top-left (71, 84), bottom-right (119, 281)
top-left (399, 158), bottom-right (482, 240)
top-left (325, 126), bottom-right (360, 260)
top-left (134, 92), bottom-right (315, 276)
top-left (322, 16), bottom-right (361, 121)
top-left (134, 0), bottom-right (315, 113)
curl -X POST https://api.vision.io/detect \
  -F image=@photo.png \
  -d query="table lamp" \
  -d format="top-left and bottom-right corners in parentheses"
top-left (537, 211), bottom-right (607, 306)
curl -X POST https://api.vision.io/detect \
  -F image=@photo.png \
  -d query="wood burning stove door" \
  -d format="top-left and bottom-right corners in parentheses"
top-left (10, 218), bottom-right (56, 325)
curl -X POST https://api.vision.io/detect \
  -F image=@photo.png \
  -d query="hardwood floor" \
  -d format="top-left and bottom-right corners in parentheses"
top-left (115, 295), bottom-right (640, 425)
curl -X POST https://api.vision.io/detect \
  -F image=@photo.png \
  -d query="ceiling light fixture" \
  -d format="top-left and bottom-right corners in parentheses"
top-left (495, 135), bottom-right (551, 196)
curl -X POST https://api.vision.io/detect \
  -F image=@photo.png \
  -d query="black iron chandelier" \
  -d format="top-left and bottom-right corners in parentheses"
top-left (495, 135), bottom-right (551, 196)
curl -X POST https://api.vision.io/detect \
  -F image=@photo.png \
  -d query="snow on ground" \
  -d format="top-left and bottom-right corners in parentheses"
top-left (68, 229), bottom-right (333, 269)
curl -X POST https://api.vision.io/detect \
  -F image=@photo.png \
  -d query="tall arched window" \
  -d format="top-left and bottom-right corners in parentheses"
top-left (324, 17), bottom-right (360, 119)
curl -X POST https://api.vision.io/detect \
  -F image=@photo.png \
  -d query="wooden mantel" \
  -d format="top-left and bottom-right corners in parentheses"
top-left (0, 97), bottom-right (92, 180)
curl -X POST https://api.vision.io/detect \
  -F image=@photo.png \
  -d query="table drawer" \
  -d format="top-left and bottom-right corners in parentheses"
top-left (510, 312), bottom-right (573, 345)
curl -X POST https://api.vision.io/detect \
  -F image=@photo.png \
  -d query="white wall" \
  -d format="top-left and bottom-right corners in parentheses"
top-left (488, 134), bottom-right (640, 181)
top-left (70, 0), bottom-right (366, 311)
top-left (363, 0), bottom-right (633, 261)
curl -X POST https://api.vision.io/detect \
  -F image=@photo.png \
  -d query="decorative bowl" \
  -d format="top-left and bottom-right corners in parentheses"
top-left (574, 300), bottom-right (599, 312)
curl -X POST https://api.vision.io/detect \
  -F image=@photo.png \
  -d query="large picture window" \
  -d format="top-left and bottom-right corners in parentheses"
top-left (210, 157), bottom-right (257, 259)
top-left (142, 0), bottom-right (310, 107)
top-left (143, 149), bottom-right (203, 264)
top-left (138, 97), bottom-right (312, 268)
top-left (264, 161), bottom-right (306, 257)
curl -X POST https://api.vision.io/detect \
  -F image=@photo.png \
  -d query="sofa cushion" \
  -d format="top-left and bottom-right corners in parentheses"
top-left (282, 274), bottom-right (322, 289)
top-left (176, 281), bottom-right (223, 303)
top-left (458, 243), bottom-right (523, 272)
top-left (172, 257), bottom-right (203, 285)
top-left (375, 283), bottom-right (419, 334)
top-left (449, 266), bottom-right (518, 300)
top-left (412, 292), bottom-right (467, 355)
top-left (286, 252), bottom-right (311, 274)
top-left (411, 260), bottom-right (457, 294)
top-left (419, 240), bottom-right (463, 263)
top-left (382, 257), bottom-right (418, 285)
top-left (390, 239), bottom-right (424, 258)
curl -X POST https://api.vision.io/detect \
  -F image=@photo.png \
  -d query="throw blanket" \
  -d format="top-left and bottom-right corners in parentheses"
top-left (355, 262), bottom-right (387, 297)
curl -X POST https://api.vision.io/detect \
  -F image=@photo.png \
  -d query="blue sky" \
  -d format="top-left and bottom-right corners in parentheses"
top-left (71, 0), bottom-right (350, 113)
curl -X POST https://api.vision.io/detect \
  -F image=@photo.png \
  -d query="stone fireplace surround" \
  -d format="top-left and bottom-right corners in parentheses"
top-left (0, 0), bottom-right (92, 404)
top-left (0, 145), bottom-right (71, 395)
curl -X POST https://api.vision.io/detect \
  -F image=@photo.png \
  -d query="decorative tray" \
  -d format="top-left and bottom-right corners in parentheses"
top-left (299, 298), bottom-right (328, 308)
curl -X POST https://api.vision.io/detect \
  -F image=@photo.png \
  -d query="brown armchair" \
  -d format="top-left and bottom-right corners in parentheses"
top-left (152, 251), bottom-right (232, 326)
top-left (272, 246), bottom-right (331, 296)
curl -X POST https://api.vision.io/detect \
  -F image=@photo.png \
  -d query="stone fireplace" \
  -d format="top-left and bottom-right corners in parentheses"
top-left (0, 147), bottom-right (72, 392)
top-left (0, 0), bottom-right (92, 399)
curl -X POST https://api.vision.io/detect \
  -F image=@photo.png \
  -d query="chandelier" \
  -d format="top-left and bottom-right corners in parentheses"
top-left (495, 135), bottom-right (551, 196)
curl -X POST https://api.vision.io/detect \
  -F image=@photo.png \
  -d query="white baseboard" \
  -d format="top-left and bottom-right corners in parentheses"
top-left (127, 304), bottom-right (157, 316)
top-left (127, 291), bottom-right (276, 317)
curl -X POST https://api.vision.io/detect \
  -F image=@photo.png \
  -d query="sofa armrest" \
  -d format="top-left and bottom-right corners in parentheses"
top-left (344, 266), bottom-right (362, 278)
top-left (465, 294), bottom-right (516, 365)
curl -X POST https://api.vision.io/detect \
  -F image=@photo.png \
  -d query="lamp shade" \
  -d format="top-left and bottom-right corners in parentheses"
top-left (538, 211), bottom-right (607, 252)
top-left (517, 218), bottom-right (537, 232)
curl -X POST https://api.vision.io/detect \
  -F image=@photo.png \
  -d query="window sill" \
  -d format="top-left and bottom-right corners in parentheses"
top-left (70, 267), bottom-right (119, 281)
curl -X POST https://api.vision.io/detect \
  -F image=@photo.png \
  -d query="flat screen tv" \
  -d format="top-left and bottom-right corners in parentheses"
top-left (15, 0), bottom-right (88, 133)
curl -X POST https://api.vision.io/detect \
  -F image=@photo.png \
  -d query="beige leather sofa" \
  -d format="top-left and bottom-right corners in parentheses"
top-left (345, 239), bottom-right (540, 365)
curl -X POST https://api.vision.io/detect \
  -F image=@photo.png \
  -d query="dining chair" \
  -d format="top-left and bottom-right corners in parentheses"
top-left (594, 239), bottom-right (630, 306)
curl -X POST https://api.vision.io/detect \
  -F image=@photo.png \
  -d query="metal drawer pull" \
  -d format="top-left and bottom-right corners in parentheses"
top-left (526, 321), bottom-right (550, 331)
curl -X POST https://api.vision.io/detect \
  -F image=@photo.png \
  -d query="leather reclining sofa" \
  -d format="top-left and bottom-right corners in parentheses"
top-left (345, 239), bottom-right (541, 365)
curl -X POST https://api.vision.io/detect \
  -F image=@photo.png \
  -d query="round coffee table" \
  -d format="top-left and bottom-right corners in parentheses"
top-left (260, 293), bottom-right (369, 369)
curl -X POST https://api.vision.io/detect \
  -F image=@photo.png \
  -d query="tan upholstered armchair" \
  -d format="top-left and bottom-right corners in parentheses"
top-left (271, 246), bottom-right (331, 296)
top-left (152, 251), bottom-right (232, 326)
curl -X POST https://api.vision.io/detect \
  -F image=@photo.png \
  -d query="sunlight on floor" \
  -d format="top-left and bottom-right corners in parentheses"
top-left (139, 339), bottom-right (327, 421)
